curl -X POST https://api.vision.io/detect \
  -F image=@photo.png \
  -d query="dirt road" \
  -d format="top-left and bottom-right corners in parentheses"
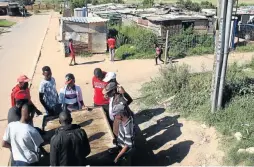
top-left (0, 14), bottom-right (51, 165)
top-left (29, 12), bottom-right (254, 165)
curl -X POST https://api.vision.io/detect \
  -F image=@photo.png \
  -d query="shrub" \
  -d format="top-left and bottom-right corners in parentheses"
top-left (142, 0), bottom-right (154, 8)
top-left (115, 44), bottom-right (136, 60)
top-left (169, 28), bottom-right (214, 58)
top-left (140, 59), bottom-right (254, 165)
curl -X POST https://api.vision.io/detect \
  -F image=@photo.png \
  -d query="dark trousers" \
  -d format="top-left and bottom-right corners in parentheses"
top-left (155, 54), bottom-right (164, 64)
top-left (115, 147), bottom-right (135, 166)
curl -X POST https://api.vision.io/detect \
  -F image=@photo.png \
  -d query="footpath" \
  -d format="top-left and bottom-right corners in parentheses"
top-left (29, 12), bottom-right (254, 165)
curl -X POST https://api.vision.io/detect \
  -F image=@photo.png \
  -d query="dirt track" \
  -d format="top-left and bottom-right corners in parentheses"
top-left (28, 12), bottom-right (254, 166)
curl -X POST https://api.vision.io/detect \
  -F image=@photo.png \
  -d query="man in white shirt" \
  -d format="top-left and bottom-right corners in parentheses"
top-left (2, 104), bottom-right (45, 166)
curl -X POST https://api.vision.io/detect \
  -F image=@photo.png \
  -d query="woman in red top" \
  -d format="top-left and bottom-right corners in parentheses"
top-left (69, 38), bottom-right (78, 66)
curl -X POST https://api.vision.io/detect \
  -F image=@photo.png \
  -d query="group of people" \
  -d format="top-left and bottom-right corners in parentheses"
top-left (2, 66), bottom-right (135, 166)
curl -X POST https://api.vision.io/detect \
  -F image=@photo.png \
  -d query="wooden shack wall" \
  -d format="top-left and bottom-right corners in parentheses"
top-left (61, 21), bottom-right (107, 54)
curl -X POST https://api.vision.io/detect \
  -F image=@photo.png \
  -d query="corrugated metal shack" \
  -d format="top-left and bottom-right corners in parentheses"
top-left (60, 17), bottom-right (108, 55)
top-left (137, 13), bottom-right (209, 37)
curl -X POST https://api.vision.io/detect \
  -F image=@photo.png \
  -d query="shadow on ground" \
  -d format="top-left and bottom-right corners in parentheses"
top-left (77, 59), bottom-right (105, 65)
top-left (38, 108), bottom-right (193, 166)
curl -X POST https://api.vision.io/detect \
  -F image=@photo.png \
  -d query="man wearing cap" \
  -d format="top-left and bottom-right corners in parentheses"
top-left (59, 73), bottom-right (85, 111)
top-left (111, 103), bottom-right (135, 165)
top-left (103, 82), bottom-right (133, 138)
top-left (8, 90), bottom-right (29, 124)
top-left (11, 75), bottom-right (42, 116)
top-left (39, 66), bottom-right (59, 116)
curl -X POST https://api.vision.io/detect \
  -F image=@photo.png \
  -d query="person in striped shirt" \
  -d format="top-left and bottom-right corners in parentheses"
top-left (59, 73), bottom-right (85, 112)
top-left (112, 103), bottom-right (135, 166)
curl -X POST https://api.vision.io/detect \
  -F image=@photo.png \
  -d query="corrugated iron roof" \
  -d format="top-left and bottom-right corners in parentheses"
top-left (61, 17), bottom-right (108, 23)
top-left (144, 13), bottom-right (207, 21)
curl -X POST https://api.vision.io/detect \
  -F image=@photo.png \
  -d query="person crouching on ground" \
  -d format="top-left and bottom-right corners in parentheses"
top-left (111, 104), bottom-right (135, 166)
top-left (103, 82), bottom-right (134, 139)
top-left (2, 104), bottom-right (47, 166)
top-left (11, 75), bottom-right (42, 116)
top-left (50, 111), bottom-right (91, 166)
top-left (69, 38), bottom-right (78, 66)
top-left (59, 73), bottom-right (86, 112)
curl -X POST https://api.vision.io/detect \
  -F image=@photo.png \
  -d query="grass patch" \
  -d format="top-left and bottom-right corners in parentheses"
top-left (0, 20), bottom-right (15, 27)
top-left (139, 59), bottom-right (254, 165)
top-left (235, 44), bottom-right (254, 53)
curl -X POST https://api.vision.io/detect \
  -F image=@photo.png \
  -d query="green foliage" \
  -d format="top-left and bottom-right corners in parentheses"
top-left (169, 28), bottom-right (214, 58)
top-left (142, 0), bottom-right (154, 8)
top-left (115, 44), bottom-right (136, 60)
top-left (110, 24), bottom-right (157, 59)
top-left (176, 0), bottom-right (201, 12)
top-left (235, 44), bottom-right (254, 53)
top-left (200, 1), bottom-right (215, 8)
top-left (176, 0), bottom-right (215, 11)
top-left (0, 20), bottom-right (15, 27)
top-left (140, 59), bottom-right (254, 165)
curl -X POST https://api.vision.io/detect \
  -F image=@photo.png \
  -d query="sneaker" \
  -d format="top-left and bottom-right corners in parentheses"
top-left (69, 64), bottom-right (73, 66)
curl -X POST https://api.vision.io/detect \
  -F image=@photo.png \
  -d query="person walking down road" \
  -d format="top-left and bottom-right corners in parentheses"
top-left (103, 82), bottom-right (133, 138)
top-left (39, 66), bottom-right (59, 116)
top-left (107, 36), bottom-right (116, 62)
top-left (2, 104), bottom-right (46, 166)
top-left (92, 68), bottom-right (110, 121)
top-left (111, 105), bottom-right (135, 166)
top-left (50, 111), bottom-right (91, 166)
top-left (59, 73), bottom-right (85, 112)
top-left (155, 44), bottom-right (164, 65)
top-left (11, 75), bottom-right (42, 116)
top-left (69, 38), bottom-right (78, 66)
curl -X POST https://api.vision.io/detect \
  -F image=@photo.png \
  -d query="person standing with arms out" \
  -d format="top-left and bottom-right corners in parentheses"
top-left (92, 68), bottom-right (111, 122)
top-left (155, 44), bottom-right (164, 65)
top-left (39, 66), bottom-right (59, 116)
top-left (107, 36), bottom-right (116, 62)
top-left (59, 73), bottom-right (85, 112)
top-left (11, 75), bottom-right (42, 116)
top-left (69, 38), bottom-right (78, 66)
top-left (50, 111), bottom-right (91, 166)
top-left (2, 104), bottom-right (47, 166)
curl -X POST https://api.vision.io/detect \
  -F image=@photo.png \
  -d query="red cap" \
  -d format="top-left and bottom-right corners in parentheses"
top-left (14, 90), bottom-right (29, 100)
top-left (17, 75), bottom-right (31, 83)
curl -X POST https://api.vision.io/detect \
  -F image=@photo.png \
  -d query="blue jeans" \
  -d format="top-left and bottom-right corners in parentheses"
top-left (14, 161), bottom-right (38, 166)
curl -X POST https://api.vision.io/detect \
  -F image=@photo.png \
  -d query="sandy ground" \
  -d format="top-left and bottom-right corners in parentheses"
top-left (0, 13), bottom-right (50, 165)
top-left (28, 12), bottom-right (254, 166)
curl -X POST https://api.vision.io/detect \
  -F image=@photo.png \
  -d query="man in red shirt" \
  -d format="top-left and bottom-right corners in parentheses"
top-left (107, 36), bottom-right (116, 62)
top-left (69, 38), bottom-right (78, 66)
top-left (92, 68), bottom-right (111, 126)
top-left (11, 75), bottom-right (42, 116)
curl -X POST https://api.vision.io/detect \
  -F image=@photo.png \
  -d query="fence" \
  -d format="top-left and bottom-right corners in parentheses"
top-left (159, 29), bottom-right (215, 58)
top-left (25, 3), bottom-right (62, 10)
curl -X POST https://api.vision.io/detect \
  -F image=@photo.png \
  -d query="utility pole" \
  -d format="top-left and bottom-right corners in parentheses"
top-left (217, 0), bottom-right (234, 109)
top-left (164, 30), bottom-right (169, 65)
top-left (211, 0), bottom-right (228, 113)
top-left (210, 0), bottom-right (221, 103)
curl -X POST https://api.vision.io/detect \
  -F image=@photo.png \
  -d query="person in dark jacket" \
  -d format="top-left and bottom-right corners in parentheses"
top-left (50, 111), bottom-right (91, 166)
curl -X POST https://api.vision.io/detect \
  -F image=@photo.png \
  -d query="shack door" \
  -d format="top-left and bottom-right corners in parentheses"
top-left (182, 21), bottom-right (194, 30)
